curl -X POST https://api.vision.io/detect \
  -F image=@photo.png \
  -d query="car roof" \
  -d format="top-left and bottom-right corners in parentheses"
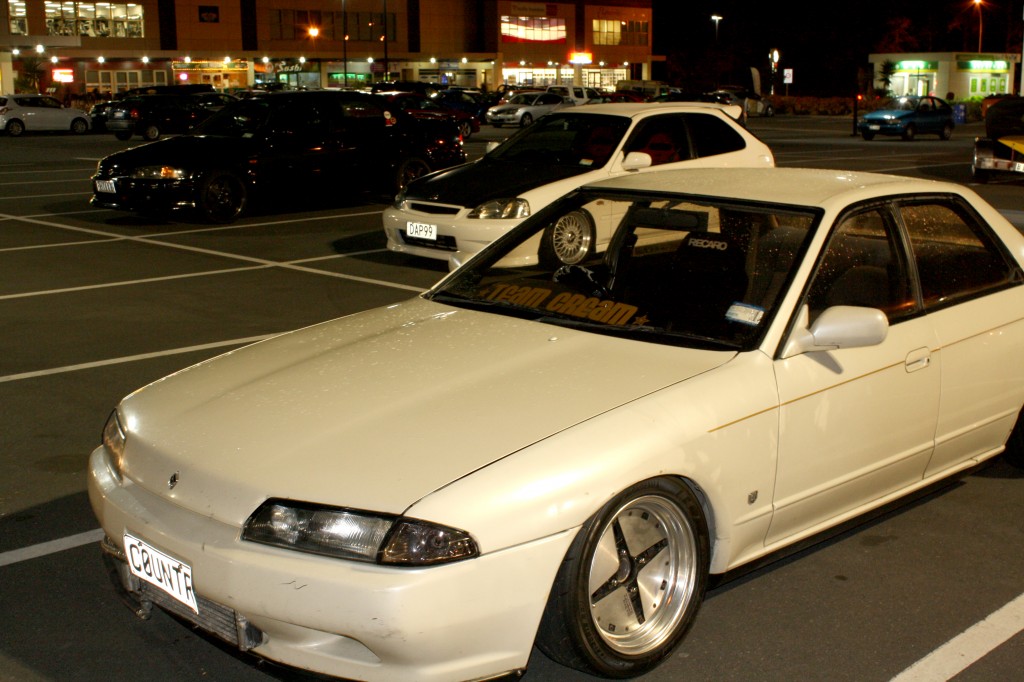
top-left (580, 167), bottom-right (965, 208)
top-left (545, 101), bottom-right (744, 120)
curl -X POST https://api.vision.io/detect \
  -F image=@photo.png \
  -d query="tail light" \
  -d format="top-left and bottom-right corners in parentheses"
top-left (129, 108), bottom-right (140, 120)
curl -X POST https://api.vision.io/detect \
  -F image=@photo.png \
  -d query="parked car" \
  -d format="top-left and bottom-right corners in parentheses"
top-left (485, 91), bottom-right (567, 127)
top-left (385, 102), bottom-right (773, 267)
top-left (0, 94), bottom-right (90, 136)
top-left (88, 100), bottom-right (114, 132)
top-left (91, 90), bottom-right (466, 223)
top-left (432, 88), bottom-right (489, 122)
top-left (857, 95), bottom-right (955, 141)
top-left (585, 91), bottom-right (647, 104)
top-left (545, 84), bottom-right (601, 105)
top-left (708, 88), bottom-right (775, 117)
top-left (377, 91), bottom-right (480, 139)
top-left (88, 166), bottom-right (1024, 682)
top-left (191, 92), bottom-right (239, 112)
top-left (972, 95), bottom-right (1024, 182)
top-left (104, 93), bottom-right (215, 141)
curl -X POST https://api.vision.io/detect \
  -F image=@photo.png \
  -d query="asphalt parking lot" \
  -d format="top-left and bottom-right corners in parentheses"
top-left (1, 117), bottom-right (1022, 682)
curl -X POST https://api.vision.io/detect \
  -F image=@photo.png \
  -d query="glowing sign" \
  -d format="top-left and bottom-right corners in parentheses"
top-left (52, 68), bottom-right (73, 83)
top-left (569, 51), bottom-right (593, 65)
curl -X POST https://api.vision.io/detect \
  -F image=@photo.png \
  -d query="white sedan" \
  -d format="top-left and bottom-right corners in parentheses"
top-left (383, 102), bottom-right (774, 269)
top-left (89, 167), bottom-right (1024, 682)
top-left (0, 93), bottom-right (91, 136)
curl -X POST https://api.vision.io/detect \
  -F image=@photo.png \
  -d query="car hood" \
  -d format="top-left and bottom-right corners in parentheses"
top-left (104, 134), bottom-right (259, 168)
top-left (862, 109), bottom-right (912, 120)
top-left (118, 298), bottom-right (734, 525)
top-left (403, 155), bottom-right (592, 206)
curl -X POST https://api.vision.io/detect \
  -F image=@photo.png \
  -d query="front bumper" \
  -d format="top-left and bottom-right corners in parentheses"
top-left (382, 204), bottom-right (528, 266)
top-left (88, 446), bottom-right (573, 682)
top-left (90, 176), bottom-right (198, 214)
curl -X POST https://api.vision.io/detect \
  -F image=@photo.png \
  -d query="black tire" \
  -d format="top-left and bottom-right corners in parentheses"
top-left (540, 210), bottom-right (595, 267)
top-left (141, 124), bottom-right (160, 141)
top-left (902, 124), bottom-right (916, 141)
top-left (458, 120), bottom-right (472, 139)
top-left (6, 120), bottom-right (24, 137)
top-left (939, 123), bottom-right (953, 140)
top-left (520, 113), bottom-right (533, 127)
top-left (114, 131), bottom-right (133, 141)
top-left (537, 477), bottom-right (709, 678)
top-left (861, 130), bottom-right (875, 141)
top-left (70, 118), bottom-right (89, 135)
top-left (492, 122), bottom-right (503, 128)
top-left (764, 104), bottom-right (775, 117)
top-left (1005, 411), bottom-right (1024, 468)
top-left (394, 157), bottom-right (431, 193)
top-left (972, 166), bottom-right (991, 183)
top-left (198, 171), bottom-right (247, 223)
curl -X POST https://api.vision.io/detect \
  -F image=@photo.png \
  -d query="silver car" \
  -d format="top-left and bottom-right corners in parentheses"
top-left (0, 94), bottom-right (90, 136)
top-left (485, 91), bottom-right (567, 127)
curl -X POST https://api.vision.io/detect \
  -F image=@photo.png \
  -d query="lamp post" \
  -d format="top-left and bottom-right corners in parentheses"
top-left (974, 0), bottom-right (983, 53)
top-left (342, 0), bottom-right (348, 87)
top-left (710, 14), bottom-right (722, 42)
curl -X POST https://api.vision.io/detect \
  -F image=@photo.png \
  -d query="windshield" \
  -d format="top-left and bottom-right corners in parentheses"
top-left (886, 97), bottom-right (918, 111)
top-left (486, 113), bottom-right (631, 169)
top-left (193, 98), bottom-right (273, 137)
top-left (429, 189), bottom-right (819, 350)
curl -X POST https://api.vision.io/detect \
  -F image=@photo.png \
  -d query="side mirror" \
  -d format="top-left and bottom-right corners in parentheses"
top-left (781, 305), bottom-right (888, 359)
top-left (621, 151), bottom-right (653, 171)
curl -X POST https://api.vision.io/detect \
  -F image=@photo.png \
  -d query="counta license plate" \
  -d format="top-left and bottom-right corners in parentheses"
top-left (407, 221), bottom-right (437, 240)
top-left (95, 179), bottom-right (116, 193)
top-left (123, 533), bottom-right (199, 614)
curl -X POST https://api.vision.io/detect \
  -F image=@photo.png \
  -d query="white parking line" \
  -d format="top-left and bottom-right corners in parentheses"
top-left (0, 334), bottom-right (277, 383)
top-left (890, 592), bottom-right (1024, 681)
top-left (0, 529), bottom-right (105, 567)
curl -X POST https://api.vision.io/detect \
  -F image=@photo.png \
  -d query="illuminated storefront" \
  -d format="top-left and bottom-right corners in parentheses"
top-left (869, 52), bottom-right (1020, 99)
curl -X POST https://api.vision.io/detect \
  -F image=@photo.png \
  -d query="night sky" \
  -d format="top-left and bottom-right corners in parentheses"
top-left (650, 0), bottom-right (1024, 95)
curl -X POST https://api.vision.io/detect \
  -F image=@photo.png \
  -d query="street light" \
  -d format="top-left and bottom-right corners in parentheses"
top-left (974, 0), bottom-right (983, 53)
top-left (711, 14), bottom-right (722, 42)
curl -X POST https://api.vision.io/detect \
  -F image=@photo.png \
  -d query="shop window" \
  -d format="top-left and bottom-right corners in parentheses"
top-left (44, 2), bottom-right (144, 38)
top-left (593, 19), bottom-right (648, 46)
top-left (500, 16), bottom-right (566, 44)
top-left (9, 0), bottom-right (27, 34)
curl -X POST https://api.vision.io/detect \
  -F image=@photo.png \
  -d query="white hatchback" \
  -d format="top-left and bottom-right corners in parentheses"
top-left (0, 93), bottom-right (90, 136)
top-left (383, 102), bottom-right (773, 269)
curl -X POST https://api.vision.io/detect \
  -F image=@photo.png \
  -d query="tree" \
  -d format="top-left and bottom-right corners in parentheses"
top-left (14, 56), bottom-right (45, 93)
top-left (876, 60), bottom-right (898, 96)
top-left (874, 17), bottom-right (920, 53)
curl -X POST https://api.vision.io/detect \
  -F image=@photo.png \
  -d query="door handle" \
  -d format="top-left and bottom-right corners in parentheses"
top-left (905, 347), bottom-right (931, 372)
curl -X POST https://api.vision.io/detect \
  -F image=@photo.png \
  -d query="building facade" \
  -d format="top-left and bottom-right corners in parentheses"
top-left (0, 0), bottom-right (655, 98)
top-left (868, 51), bottom-right (1021, 100)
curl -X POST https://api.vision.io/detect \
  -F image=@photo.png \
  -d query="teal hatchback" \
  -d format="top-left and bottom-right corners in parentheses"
top-left (858, 95), bottom-right (955, 141)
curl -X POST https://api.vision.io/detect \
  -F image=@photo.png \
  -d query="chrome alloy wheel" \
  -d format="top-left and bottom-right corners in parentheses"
top-left (586, 494), bottom-right (699, 655)
top-left (549, 211), bottom-right (593, 265)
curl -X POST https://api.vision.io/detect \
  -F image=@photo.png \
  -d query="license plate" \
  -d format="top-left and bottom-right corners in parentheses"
top-left (406, 221), bottom-right (437, 240)
top-left (869, 125), bottom-right (881, 130)
top-left (95, 179), bottom-right (116, 193)
top-left (1014, 161), bottom-right (1024, 173)
top-left (123, 533), bottom-right (198, 614)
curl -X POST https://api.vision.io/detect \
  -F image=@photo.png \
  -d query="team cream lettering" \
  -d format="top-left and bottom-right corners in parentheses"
top-left (481, 284), bottom-right (638, 326)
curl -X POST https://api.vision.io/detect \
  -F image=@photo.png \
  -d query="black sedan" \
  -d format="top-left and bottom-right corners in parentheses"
top-left (91, 90), bottom-right (467, 223)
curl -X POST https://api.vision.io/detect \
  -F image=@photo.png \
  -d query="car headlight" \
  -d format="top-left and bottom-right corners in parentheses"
top-left (101, 410), bottom-right (126, 481)
top-left (467, 198), bottom-right (530, 219)
top-left (242, 499), bottom-right (479, 566)
top-left (130, 166), bottom-right (190, 180)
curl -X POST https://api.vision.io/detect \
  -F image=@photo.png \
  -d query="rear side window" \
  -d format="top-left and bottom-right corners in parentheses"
top-left (683, 113), bottom-right (747, 157)
top-left (898, 200), bottom-right (1022, 309)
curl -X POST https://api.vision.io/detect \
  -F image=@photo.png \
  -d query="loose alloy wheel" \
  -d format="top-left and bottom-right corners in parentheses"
top-left (538, 477), bottom-right (709, 678)
top-left (541, 210), bottom-right (595, 266)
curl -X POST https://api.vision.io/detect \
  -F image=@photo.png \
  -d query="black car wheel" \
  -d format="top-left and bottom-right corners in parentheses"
top-left (1005, 410), bottom-right (1024, 468)
top-left (394, 157), bottom-right (431, 193)
top-left (939, 122), bottom-right (953, 140)
top-left (520, 113), bottom-right (534, 127)
top-left (861, 130), bottom-right (875, 141)
top-left (537, 477), bottom-right (709, 678)
top-left (902, 123), bottom-right (917, 141)
top-left (70, 118), bottom-right (89, 135)
top-left (6, 120), bottom-right (24, 137)
top-left (114, 131), bottom-right (133, 141)
top-left (198, 171), bottom-right (247, 223)
top-left (458, 121), bottom-right (473, 139)
top-left (541, 210), bottom-right (595, 266)
top-left (141, 124), bottom-right (161, 141)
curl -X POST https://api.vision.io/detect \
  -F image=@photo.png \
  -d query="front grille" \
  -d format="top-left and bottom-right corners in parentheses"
top-left (408, 201), bottom-right (461, 215)
top-left (400, 230), bottom-right (457, 251)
